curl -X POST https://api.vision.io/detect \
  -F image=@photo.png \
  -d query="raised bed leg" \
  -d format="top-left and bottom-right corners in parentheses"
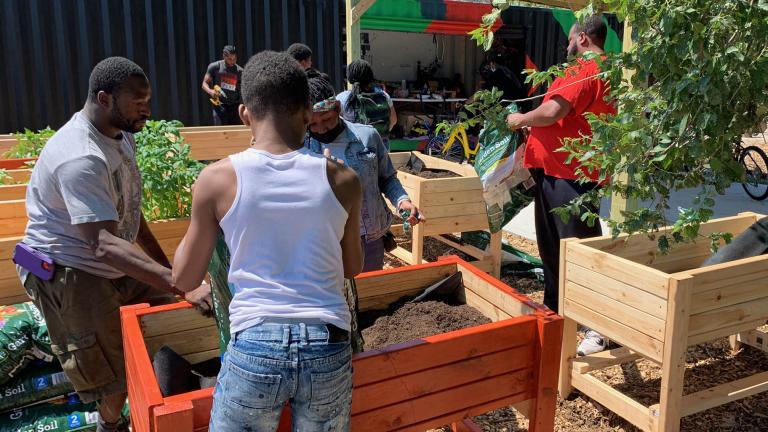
top-left (655, 276), bottom-right (693, 432)
top-left (558, 239), bottom-right (577, 398)
top-left (489, 230), bottom-right (502, 278)
top-left (729, 334), bottom-right (743, 352)
top-left (412, 222), bottom-right (424, 265)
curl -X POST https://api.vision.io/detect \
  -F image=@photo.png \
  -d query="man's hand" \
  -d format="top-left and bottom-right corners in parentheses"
top-left (185, 283), bottom-right (213, 317)
top-left (506, 113), bottom-right (526, 130)
top-left (398, 200), bottom-right (424, 226)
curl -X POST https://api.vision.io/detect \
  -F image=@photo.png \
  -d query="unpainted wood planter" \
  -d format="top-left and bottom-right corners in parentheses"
top-left (558, 212), bottom-right (768, 432)
top-left (121, 257), bottom-right (563, 432)
top-left (389, 151), bottom-right (502, 277)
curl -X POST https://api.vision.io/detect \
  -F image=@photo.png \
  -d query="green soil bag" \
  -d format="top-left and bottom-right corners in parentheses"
top-left (0, 303), bottom-right (54, 386)
top-left (472, 104), bottom-right (535, 233)
top-left (207, 230), bottom-right (233, 354)
top-left (0, 395), bottom-right (130, 432)
top-left (0, 361), bottom-right (72, 412)
top-left (206, 231), bottom-right (365, 354)
top-left (461, 231), bottom-right (543, 281)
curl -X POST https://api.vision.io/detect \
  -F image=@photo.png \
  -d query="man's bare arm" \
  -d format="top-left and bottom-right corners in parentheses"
top-left (77, 221), bottom-right (177, 294)
top-left (173, 161), bottom-right (235, 292)
top-left (201, 73), bottom-right (215, 97)
top-left (136, 213), bottom-right (171, 269)
top-left (506, 96), bottom-right (572, 129)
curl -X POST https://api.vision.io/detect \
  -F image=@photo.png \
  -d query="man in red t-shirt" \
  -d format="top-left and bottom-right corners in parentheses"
top-left (506, 16), bottom-right (616, 355)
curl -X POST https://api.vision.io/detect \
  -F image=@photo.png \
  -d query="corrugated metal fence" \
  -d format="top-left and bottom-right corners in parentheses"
top-left (0, 0), bottom-right (344, 133)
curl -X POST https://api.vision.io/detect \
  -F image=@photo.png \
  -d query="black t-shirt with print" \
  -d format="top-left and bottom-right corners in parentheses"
top-left (206, 60), bottom-right (243, 105)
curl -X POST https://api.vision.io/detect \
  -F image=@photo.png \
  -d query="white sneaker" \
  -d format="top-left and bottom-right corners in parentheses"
top-left (577, 330), bottom-right (608, 356)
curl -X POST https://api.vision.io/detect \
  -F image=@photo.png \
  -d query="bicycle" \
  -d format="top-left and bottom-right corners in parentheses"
top-left (424, 122), bottom-right (479, 164)
top-left (735, 139), bottom-right (768, 200)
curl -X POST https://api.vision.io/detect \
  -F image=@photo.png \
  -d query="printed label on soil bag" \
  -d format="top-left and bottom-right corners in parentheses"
top-left (0, 303), bottom-right (53, 385)
top-left (0, 362), bottom-right (73, 411)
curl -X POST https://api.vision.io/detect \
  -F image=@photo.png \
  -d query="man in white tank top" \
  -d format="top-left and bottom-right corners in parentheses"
top-left (172, 51), bottom-right (363, 431)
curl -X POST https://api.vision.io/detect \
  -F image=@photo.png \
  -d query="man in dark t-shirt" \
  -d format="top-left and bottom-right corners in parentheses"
top-left (202, 45), bottom-right (244, 125)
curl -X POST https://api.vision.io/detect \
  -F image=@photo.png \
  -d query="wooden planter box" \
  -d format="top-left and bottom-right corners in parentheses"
top-left (121, 257), bottom-right (563, 432)
top-left (390, 152), bottom-right (501, 277)
top-left (558, 212), bottom-right (768, 432)
top-left (0, 218), bottom-right (189, 306)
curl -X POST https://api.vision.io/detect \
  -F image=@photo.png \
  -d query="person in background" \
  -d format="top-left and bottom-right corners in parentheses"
top-left (173, 51), bottom-right (363, 431)
top-left (337, 59), bottom-right (398, 147)
top-left (506, 16), bottom-right (616, 356)
top-left (306, 70), bottom-right (423, 272)
top-left (287, 42), bottom-right (313, 70)
top-left (480, 50), bottom-right (524, 101)
top-left (202, 45), bottom-right (244, 125)
top-left (20, 57), bottom-right (211, 432)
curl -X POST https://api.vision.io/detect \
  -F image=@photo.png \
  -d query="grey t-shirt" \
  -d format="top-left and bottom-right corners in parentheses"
top-left (22, 111), bottom-right (142, 279)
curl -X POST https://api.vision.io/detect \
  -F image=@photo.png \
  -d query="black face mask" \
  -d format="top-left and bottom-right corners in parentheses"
top-left (309, 119), bottom-right (346, 143)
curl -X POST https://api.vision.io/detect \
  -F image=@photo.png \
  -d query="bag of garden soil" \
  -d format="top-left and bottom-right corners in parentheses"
top-left (207, 229), bottom-right (233, 354)
top-left (473, 103), bottom-right (535, 233)
top-left (0, 395), bottom-right (130, 432)
top-left (0, 302), bottom-right (54, 385)
top-left (0, 360), bottom-right (72, 412)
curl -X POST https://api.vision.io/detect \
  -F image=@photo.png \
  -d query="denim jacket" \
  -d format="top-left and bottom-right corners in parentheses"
top-left (305, 119), bottom-right (409, 241)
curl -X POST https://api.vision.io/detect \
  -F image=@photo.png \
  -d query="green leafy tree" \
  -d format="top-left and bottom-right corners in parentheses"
top-left (134, 120), bottom-right (203, 221)
top-left (472, 0), bottom-right (768, 252)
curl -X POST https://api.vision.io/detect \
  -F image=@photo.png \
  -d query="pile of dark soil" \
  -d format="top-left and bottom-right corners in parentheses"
top-left (399, 166), bottom-right (461, 179)
top-left (360, 300), bottom-right (490, 351)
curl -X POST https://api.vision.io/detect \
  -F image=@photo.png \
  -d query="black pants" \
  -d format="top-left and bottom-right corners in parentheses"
top-left (532, 169), bottom-right (602, 313)
top-left (212, 104), bottom-right (241, 125)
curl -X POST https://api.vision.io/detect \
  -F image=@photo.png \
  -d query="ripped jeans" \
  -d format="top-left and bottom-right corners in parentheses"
top-left (209, 322), bottom-right (353, 432)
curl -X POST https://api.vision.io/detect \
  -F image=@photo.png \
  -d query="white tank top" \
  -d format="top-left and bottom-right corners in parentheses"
top-left (221, 147), bottom-right (351, 333)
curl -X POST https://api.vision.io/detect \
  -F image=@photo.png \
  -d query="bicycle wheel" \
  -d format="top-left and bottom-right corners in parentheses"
top-left (442, 139), bottom-right (466, 163)
top-left (425, 134), bottom-right (448, 157)
top-left (740, 145), bottom-right (768, 200)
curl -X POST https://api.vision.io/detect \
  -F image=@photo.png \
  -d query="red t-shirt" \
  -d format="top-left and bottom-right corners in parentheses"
top-left (524, 58), bottom-right (616, 181)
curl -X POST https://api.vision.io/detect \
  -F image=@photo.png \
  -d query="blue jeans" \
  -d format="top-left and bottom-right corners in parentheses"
top-left (209, 323), bottom-right (353, 432)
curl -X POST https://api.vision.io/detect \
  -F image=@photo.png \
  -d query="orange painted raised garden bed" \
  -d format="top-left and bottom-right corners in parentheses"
top-left (121, 256), bottom-right (563, 432)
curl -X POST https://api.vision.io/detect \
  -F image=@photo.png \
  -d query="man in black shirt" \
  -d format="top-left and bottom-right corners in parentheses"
top-left (202, 45), bottom-right (243, 125)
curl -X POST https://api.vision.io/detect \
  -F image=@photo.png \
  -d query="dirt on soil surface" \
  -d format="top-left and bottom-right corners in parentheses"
top-left (360, 300), bottom-right (491, 351)
top-left (399, 166), bottom-right (461, 179)
top-left (384, 231), bottom-right (768, 432)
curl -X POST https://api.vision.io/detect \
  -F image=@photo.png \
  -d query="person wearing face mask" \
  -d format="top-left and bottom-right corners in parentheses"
top-left (304, 70), bottom-right (424, 272)
top-left (505, 16), bottom-right (617, 356)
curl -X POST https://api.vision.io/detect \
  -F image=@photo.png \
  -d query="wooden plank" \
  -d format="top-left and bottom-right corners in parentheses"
top-left (679, 371), bottom-right (768, 417)
top-left (567, 262), bottom-right (667, 319)
top-left (566, 242), bottom-right (670, 298)
top-left (0, 218), bottom-right (26, 237)
top-left (408, 151), bottom-right (478, 178)
top-left (558, 238), bottom-right (577, 398)
top-left (421, 177), bottom-right (482, 193)
top-left (351, 369), bottom-right (532, 432)
top-left (571, 371), bottom-right (654, 432)
top-left (433, 235), bottom-right (489, 261)
top-left (528, 314), bottom-right (563, 432)
top-left (144, 325), bottom-right (220, 358)
top-left (148, 218), bottom-right (190, 239)
top-left (0, 184), bottom-right (26, 201)
top-left (572, 347), bottom-right (642, 374)
top-left (563, 298), bottom-right (664, 362)
top-left (565, 281), bottom-right (666, 341)
top-left (464, 287), bottom-right (513, 322)
top-left (352, 344), bottom-right (534, 414)
top-left (140, 306), bottom-right (216, 337)
top-left (353, 317), bottom-right (537, 386)
top-left (691, 267), bottom-right (768, 314)
top-left (419, 190), bottom-right (485, 206)
top-left (387, 245), bottom-right (413, 264)
top-left (153, 401), bottom-right (194, 432)
top-left (355, 263), bottom-right (457, 301)
top-left (6, 169), bottom-right (31, 184)
top-left (385, 391), bottom-right (530, 432)
top-left (422, 214), bottom-right (489, 236)
top-left (687, 318), bottom-right (768, 347)
top-left (420, 202), bottom-right (487, 219)
top-left (657, 276), bottom-right (694, 432)
top-left (0, 199), bottom-right (26, 218)
top-left (685, 254), bottom-right (768, 294)
top-left (463, 268), bottom-right (533, 317)
top-left (688, 296), bottom-right (768, 336)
